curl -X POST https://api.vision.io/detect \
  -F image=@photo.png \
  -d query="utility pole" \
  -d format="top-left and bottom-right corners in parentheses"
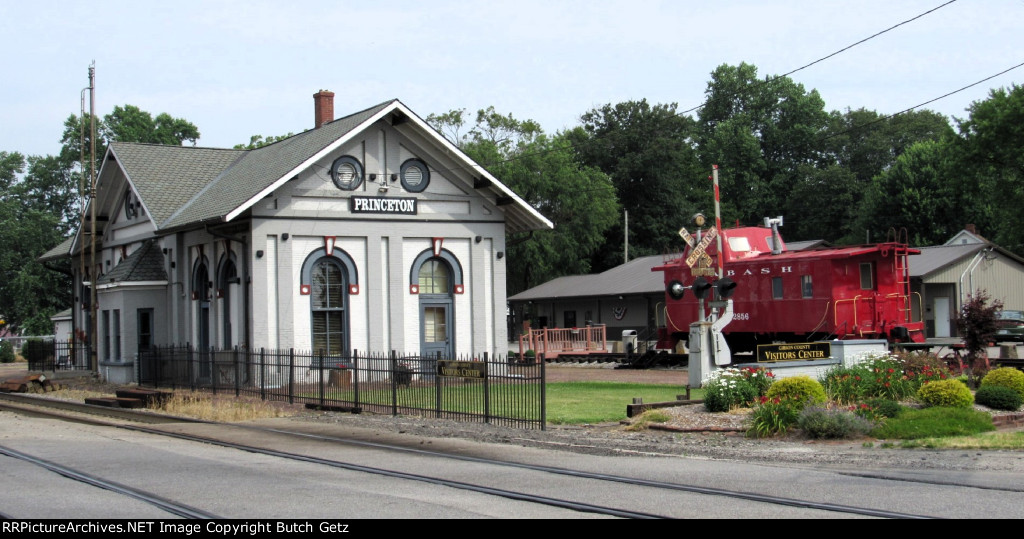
top-left (88, 62), bottom-right (97, 371)
top-left (624, 210), bottom-right (629, 264)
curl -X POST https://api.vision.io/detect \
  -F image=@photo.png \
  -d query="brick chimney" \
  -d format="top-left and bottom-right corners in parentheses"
top-left (966, 224), bottom-right (977, 235)
top-left (313, 90), bottom-right (335, 129)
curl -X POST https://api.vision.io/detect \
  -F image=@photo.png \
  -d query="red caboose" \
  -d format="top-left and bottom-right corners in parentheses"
top-left (653, 225), bottom-right (926, 353)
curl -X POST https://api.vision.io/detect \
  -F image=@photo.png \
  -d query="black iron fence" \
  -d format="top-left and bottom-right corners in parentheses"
top-left (137, 346), bottom-right (546, 430)
top-left (22, 340), bottom-right (92, 372)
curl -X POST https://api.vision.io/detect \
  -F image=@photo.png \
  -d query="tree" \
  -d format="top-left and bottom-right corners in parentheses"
top-left (955, 84), bottom-right (1024, 253)
top-left (0, 105), bottom-right (201, 333)
top-left (567, 100), bottom-right (702, 271)
top-left (852, 139), bottom-right (973, 246)
top-left (696, 63), bottom-right (830, 236)
top-left (815, 108), bottom-right (953, 243)
top-left (427, 107), bottom-right (618, 294)
top-left (956, 290), bottom-right (1002, 388)
top-left (101, 105), bottom-right (200, 146)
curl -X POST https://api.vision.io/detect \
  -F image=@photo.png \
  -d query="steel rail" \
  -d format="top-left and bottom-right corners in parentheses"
top-left (0, 445), bottom-right (222, 519)
top-left (2, 392), bottom-right (939, 519)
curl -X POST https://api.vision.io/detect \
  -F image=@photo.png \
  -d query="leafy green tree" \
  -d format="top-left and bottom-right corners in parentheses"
top-left (0, 198), bottom-right (70, 334)
top-left (1, 105), bottom-right (200, 334)
top-left (427, 107), bottom-right (618, 294)
top-left (695, 63), bottom-right (829, 235)
top-left (567, 100), bottom-right (702, 271)
top-left (956, 84), bottom-right (1024, 253)
top-left (853, 139), bottom-right (968, 246)
top-left (814, 108), bottom-right (953, 243)
top-left (0, 151), bottom-right (25, 191)
top-left (101, 105), bottom-right (200, 146)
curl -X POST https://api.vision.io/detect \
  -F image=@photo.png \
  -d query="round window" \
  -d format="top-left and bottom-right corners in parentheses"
top-left (400, 159), bottom-right (430, 193)
top-left (331, 156), bottom-right (364, 191)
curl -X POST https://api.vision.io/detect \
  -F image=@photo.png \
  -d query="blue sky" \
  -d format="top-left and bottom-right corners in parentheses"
top-left (2, 0), bottom-right (1021, 159)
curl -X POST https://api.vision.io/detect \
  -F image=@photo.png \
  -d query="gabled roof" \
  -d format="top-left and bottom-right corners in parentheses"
top-left (104, 99), bottom-right (551, 235)
top-left (509, 254), bottom-right (676, 301)
top-left (944, 228), bottom-right (987, 246)
top-left (97, 240), bottom-right (167, 285)
top-left (111, 144), bottom-right (246, 227)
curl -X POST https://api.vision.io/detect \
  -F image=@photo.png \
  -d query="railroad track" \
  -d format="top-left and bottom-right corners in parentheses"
top-left (0, 393), bottom-right (952, 519)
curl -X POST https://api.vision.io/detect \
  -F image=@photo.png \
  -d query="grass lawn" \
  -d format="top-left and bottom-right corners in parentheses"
top-left (546, 381), bottom-right (701, 424)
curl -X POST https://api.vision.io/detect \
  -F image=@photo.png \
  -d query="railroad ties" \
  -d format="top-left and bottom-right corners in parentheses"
top-left (84, 389), bottom-right (173, 409)
top-left (0, 374), bottom-right (64, 394)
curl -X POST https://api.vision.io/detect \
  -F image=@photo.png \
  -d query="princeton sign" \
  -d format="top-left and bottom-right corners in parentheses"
top-left (437, 360), bottom-right (487, 379)
top-left (756, 342), bottom-right (832, 363)
top-left (350, 196), bottom-right (417, 215)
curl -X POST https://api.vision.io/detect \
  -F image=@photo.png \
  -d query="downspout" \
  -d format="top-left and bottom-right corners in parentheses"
top-left (205, 225), bottom-right (251, 350)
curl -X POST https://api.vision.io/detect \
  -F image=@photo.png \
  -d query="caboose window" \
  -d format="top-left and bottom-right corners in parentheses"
top-left (860, 263), bottom-right (874, 290)
top-left (801, 275), bottom-right (813, 298)
top-left (772, 277), bottom-right (784, 299)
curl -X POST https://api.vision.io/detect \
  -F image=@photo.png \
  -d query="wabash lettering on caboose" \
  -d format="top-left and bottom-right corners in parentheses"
top-left (653, 223), bottom-right (926, 354)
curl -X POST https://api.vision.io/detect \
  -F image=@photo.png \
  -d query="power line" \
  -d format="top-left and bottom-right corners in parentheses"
top-left (680, 0), bottom-right (958, 115)
top-left (821, 60), bottom-right (1024, 141)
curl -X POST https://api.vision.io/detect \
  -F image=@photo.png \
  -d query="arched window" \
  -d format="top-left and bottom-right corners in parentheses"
top-left (418, 259), bottom-right (451, 295)
top-left (311, 258), bottom-right (347, 357)
top-left (217, 254), bottom-right (239, 349)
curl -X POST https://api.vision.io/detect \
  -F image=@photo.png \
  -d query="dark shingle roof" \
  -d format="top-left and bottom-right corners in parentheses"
top-left (909, 243), bottom-right (986, 277)
top-left (37, 236), bottom-right (76, 262)
top-left (110, 100), bottom-right (397, 231)
top-left (509, 254), bottom-right (677, 301)
top-left (112, 143), bottom-right (246, 226)
top-left (98, 240), bottom-right (167, 284)
top-left (163, 100), bottom-right (396, 229)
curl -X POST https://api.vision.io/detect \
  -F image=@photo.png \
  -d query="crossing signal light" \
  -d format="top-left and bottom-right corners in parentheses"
top-left (667, 280), bottom-right (686, 300)
top-left (691, 277), bottom-right (712, 300)
top-left (716, 277), bottom-right (737, 299)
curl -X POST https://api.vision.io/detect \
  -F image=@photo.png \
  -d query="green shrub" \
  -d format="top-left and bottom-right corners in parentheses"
top-left (21, 339), bottom-right (49, 364)
top-left (862, 398), bottom-right (902, 419)
top-left (974, 385), bottom-right (1023, 411)
top-left (917, 379), bottom-right (974, 408)
top-left (0, 341), bottom-right (14, 363)
top-left (980, 367), bottom-right (1024, 400)
top-left (765, 375), bottom-right (826, 408)
top-left (797, 405), bottom-right (874, 439)
top-left (703, 369), bottom-right (758, 412)
top-left (747, 396), bottom-right (801, 438)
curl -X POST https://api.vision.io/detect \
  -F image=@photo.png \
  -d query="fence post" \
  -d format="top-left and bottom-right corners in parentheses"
top-left (260, 348), bottom-right (266, 400)
top-left (483, 352), bottom-right (490, 425)
top-left (318, 349), bottom-right (325, 408)
top-left (288, 348), bottom-right (295, 405)
top-left (353, 350), bottom-right (360, 409)
top-left (435, 351), bottom-right (442, 419)
top-left (540, 352), bottom-right (547, 431)
top-left (234, 346), bottom-right (241, 397)
top-left (390, 350), bottom-right (398, 417)
top-left (187, 343), bottom-right (195, 392)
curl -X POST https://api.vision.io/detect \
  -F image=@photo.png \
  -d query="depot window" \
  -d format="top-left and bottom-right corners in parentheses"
top-left (772, 277), bottom-right (784, 300)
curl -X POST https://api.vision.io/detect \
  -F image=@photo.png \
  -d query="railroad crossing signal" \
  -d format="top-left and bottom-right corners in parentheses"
top-left (679, 226), bottom-right (716, 275)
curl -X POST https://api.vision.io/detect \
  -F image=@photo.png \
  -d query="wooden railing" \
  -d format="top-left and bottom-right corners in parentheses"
top-left (518, 325), bottom-right (608, 360)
